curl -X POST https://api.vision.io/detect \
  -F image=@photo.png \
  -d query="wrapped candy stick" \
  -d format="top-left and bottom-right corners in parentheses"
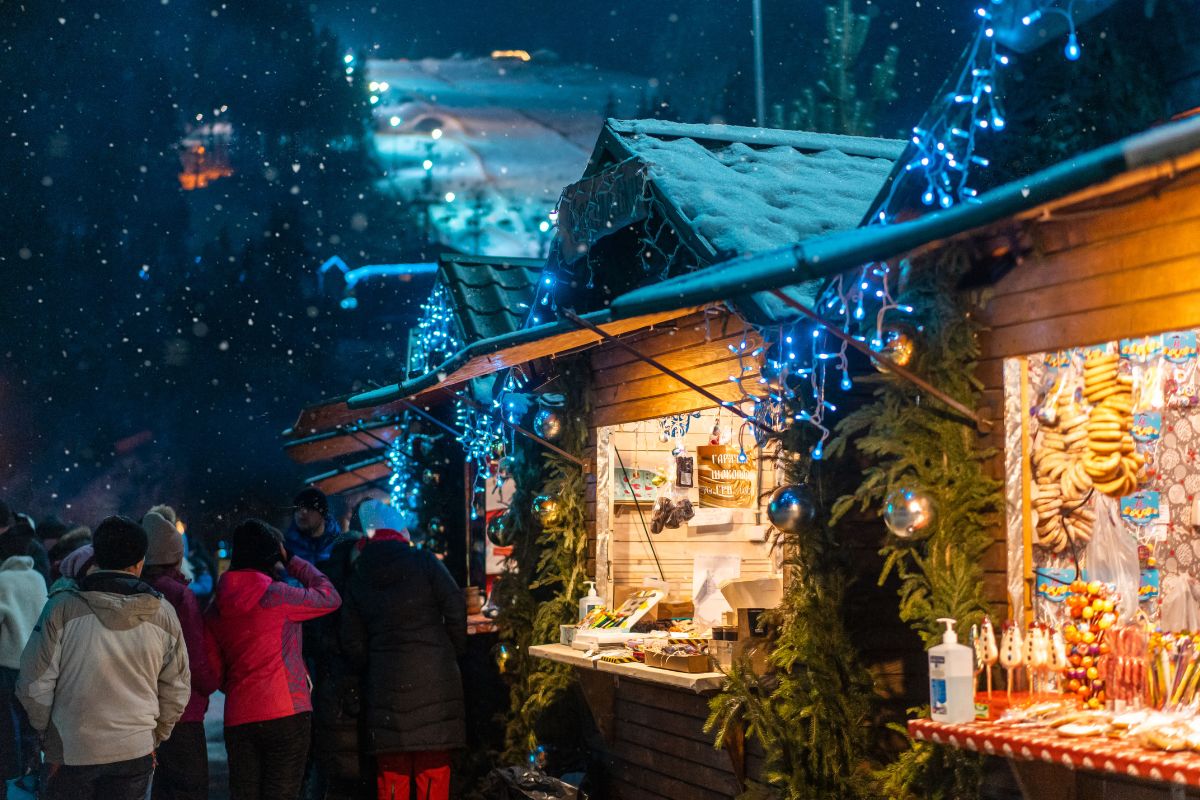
top-left (982, 617), bottom-right (999, 698)
top-left (1000, 622), bottom-right (1023, 700)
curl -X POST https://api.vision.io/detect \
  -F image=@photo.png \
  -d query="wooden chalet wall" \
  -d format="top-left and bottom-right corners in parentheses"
top-left (582, 309), bottom-right (765, 580)
top-left (975, 167), bottom-right (1200, 615)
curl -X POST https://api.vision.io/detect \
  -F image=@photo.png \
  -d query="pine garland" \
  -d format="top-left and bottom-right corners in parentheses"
top-left (706, 434), bottom-right (875, 800)
top-left (498, 359), bottom-right (592, 763)
top-left (827, 245), bottom-right (1002, 798)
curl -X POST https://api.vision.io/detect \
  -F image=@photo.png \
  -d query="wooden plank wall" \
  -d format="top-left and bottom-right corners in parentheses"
top-left (602, 679), bottom-right (767, 800)
top-left (585, 309), bottom-right (769, 593)
top-left (590, 310), bottom-right (765, 429)
top-left (974, 170), bottom-right (1200, 616)
top-left (604, 410), bottom-right (778, 600)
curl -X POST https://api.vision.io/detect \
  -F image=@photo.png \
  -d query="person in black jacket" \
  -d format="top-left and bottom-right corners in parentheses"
top-left (340, 500), bottom-right (466, 800)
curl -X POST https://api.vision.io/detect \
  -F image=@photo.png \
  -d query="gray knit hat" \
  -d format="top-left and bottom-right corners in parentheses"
top-left (143, 511), bottom-right (184, 567)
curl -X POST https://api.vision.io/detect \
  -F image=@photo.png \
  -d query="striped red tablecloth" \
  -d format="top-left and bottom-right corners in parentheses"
top-left (908, 717), bottom-right (1200, 787)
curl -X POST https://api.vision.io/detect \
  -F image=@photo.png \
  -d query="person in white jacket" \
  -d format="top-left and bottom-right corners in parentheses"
top-left (17, 516), bottom-right (190, 800)
top-left (0, 542), bottom-right (49, 799)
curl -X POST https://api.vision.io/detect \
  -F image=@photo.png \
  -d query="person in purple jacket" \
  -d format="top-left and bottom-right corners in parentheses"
top-left (142, 510), bottom-right (219, 800)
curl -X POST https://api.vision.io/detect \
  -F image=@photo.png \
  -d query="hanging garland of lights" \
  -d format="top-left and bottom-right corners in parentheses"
top-left (409, 280), bottom-right (464, 376)
top-left (385, 414), bottom-right (428, 511)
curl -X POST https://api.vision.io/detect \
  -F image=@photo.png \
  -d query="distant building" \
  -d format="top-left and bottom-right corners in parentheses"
top-left (178, 121), bottom-right (234, 191)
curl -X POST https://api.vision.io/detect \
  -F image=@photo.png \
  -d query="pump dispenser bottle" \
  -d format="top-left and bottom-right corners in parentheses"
top-left (929, 617), bottom-right (974, 723)
top-left (579, 581), bottom-right (601, 621)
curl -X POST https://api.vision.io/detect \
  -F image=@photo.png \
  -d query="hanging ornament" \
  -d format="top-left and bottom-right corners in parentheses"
top-left (491, 440), bottom-right (506, 460)
top-left (427, 517), bottom-right (446, 537)
top-left (883, 487), bottom-right (936, 539)
top-left (416, 437), bottom-right (435, 458)
top-left (423, 534), bottom-right (449, 558)
top-left (874, 325), bottom-right (916, 371)
top-left (533, 408), bottom-right (563, 441)
top-left (421, 468), bottom-right (441, 486)
top-left (532, 495), bottom-right (560, 525)
top-left (493, 642), bottom-right (513, 674)
top-left (486, 513), bottom-right (515, 547)
top-left (496, 456), bottom-right (515, 480)
top-left (766, 484), bottom-right (817, 533)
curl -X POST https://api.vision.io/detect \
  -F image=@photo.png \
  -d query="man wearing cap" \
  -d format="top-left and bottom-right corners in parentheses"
top-left (285, 488), bottom-right (345, 571)
top-left (17, 515), bottom-right (191, 800)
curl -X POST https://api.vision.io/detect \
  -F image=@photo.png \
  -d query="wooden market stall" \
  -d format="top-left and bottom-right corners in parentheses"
top-left (345, 118), bottom-right (909, 798)
top-left (606, 115), bottom-right (1200, 798)
top-left (522, 119), bottom-right (908, 799)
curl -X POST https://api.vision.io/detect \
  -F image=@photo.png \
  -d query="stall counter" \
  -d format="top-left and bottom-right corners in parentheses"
top-left (530, 644), bottom-right (725, 692)
top-left (531, 644), bottom-right (758, 799)
top-left (910, 717), bottom-right (1200, 799)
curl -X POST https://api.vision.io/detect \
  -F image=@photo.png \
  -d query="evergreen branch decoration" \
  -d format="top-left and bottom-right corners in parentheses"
top-left (828, 245), bottom-right (1002, 798)
top-left (706, 447), bottom-right (875, 800)
top-left (498, 359), bottom-right (592, 763)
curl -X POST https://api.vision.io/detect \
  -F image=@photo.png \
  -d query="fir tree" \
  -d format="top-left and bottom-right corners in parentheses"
top-left (827, 244), bottom-right (1003, 799)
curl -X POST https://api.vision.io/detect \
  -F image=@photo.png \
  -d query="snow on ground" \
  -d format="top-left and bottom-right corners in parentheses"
top-left (365, 56), bottom-right (652, 257)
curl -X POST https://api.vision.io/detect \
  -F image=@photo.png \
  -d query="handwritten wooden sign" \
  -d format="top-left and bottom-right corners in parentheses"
top-left (697, 445), bottom-right (755, 508)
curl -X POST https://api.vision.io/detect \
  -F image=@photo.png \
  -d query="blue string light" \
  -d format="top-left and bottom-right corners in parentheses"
top-left (409, 281), bottom-right (464, 376)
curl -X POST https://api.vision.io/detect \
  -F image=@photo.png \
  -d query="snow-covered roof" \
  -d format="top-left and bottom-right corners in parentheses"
top-left (607, 119), bottom-right (905, 258)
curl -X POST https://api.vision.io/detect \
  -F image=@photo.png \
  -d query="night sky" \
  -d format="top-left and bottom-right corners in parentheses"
top-left (0, 0), bottom-right (1178, 540)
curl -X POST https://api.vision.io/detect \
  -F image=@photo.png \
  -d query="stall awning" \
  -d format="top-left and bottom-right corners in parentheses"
top-left (283, 417), bottom-right (405, 465)
top-left (303, 454), bottom-right (390, 496)
top-left (347, 305), bottom-right (700, 410)
top-left (610, 115), bottom-right (1200, 319)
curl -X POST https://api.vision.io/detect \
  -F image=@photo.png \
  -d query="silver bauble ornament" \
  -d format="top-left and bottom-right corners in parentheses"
top-left (883, 487), bottom-right (936, 538)
top-left (532, 495), bottom-right (560, 525)
top-left (766, 484), bottom-right (817, 533)
top-left (486, 513), bottom-right (516, 547)
top-left (533, 408), bottom-right (564, 441)
top-left (873, 325), bottom-right (916, 372)
top-left (423, 535), bottom-right (448, 558)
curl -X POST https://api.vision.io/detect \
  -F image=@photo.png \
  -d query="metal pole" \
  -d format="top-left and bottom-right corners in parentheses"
top-left (752, 0), bottom-right (765, 126)
top-left (767, 288), bottom-right (993, 430)
top-left (560, 308), bottom-right (778, 441)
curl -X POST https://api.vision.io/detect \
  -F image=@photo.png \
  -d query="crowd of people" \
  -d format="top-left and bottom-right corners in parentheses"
top-left (0, 488), bottom-right (467, 800)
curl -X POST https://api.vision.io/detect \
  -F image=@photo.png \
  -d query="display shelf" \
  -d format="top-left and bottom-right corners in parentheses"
top-left (530, 643), bottom-right (726, 693)
top-left (909, 716), bottom-right (1200, 788)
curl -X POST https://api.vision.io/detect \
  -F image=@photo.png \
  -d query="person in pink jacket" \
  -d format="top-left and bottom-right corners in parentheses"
top-left (142, 510), bottom-right (219, 800)
top-left (205, 519), bottom-right (340, 800)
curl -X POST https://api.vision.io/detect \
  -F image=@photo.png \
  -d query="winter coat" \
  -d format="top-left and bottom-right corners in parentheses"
top-left (310, 536), bottom-right (368, 784)
top-left (284, 515), bottom-right (344, 568)
top-left (17, 571), bottom-right (190, 766)
top-left (0, 532), bottom-right (50, 588)
top-left (147, 568), bottom-right (219, 723)
top-left (204, 556), bottom-right (340, 728)
top-left (0, 556), bottom-right (48, 669)
top-left (341, 539), bottom-right (467, 754)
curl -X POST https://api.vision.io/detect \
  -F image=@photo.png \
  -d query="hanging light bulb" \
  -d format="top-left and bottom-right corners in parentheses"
top-left (1064, 32), bottom-right (1080, 61)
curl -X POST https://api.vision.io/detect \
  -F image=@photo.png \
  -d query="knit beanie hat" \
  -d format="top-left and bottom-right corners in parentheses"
top-left (293, 487), bottom-right (328, 516)
top-left (59, 544), bottom-right (96, 580)
top-left (358, 499), bottom-right (415, 541)
top-left (93, 516), bottom-right (149, 571)
top-left (143, 511), bottom-right (184, 567)
top-left (230, 518), bottom-right (283, 575)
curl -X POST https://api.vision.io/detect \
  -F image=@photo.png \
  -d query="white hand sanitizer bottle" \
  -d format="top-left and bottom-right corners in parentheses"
top-left (929, 617), bottom-right (974, 723)
top-left (579, 581), bottom-right (602, 622)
